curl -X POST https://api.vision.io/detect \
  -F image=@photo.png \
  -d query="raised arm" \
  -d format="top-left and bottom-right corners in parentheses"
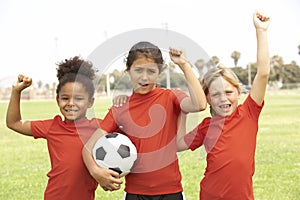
top-left (169, 48), bottom-right (207, 113)
top-left (250, 10), bottom-right (271, 105)
top-left (6, 74), bottom-right (33, 136)
top-left (82, 128), bottom-right (123, 191)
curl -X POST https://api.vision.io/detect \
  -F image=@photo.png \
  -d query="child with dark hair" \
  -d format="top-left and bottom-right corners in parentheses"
top-left (6, 56), bottom-right (101, 199)
top-left (82, 41), bottom-right (207, 200)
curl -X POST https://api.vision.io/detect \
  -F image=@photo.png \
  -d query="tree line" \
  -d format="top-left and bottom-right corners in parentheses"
top-left (2, 46), bottom-right (299, 100)
top-left (95, 47), bottom-right (300, 93)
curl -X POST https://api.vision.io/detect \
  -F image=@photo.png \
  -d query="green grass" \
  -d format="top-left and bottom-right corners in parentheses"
top-left (0, 91), bottom-right (299, 200)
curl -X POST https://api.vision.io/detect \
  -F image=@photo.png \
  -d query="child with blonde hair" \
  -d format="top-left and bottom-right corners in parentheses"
top-left (177, 10), bottom-right (271, 199)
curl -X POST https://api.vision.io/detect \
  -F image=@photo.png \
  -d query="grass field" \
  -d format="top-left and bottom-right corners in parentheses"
top-left (0, 90), bottom-right (299, 200)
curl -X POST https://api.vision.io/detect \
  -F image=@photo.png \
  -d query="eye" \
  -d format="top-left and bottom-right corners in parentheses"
top-left (148, 69), bottom-right (157, 74)
top-left (134, 68), bottom-right (143, 73)
top-left (211, 92), bottom-right (220, 97)
top-left (225, 91), bottom-right (234, 95)
top-left (75, 97), bottom-right (84, 101)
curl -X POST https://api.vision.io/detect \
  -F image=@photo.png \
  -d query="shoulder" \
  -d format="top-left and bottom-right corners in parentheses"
top-left (241, 94), bottom-right (264, 109)
top-left (89, 118), bottom-right (103, 127)
top-left (239, 94), bottom-right (264, 119)
top-left (32, 115), bottom-right (61, 126)
top-left (169, 88), bottom-right (188, 101)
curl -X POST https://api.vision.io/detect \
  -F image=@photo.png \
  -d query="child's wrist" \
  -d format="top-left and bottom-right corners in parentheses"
top-left (11, 87), bottom-right (22, 94)
top-left (179, 62), bottom-right (192, 71)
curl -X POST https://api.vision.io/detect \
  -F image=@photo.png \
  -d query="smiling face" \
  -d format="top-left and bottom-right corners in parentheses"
top-left (56, 82), bottom-right (94, 122)
top-left (207, 76), bottom-right (240, 117)
top-left (128, 56), bottom-right (160, 95)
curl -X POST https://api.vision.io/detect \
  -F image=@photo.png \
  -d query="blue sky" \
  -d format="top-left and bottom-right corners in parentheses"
top-left (1, 0), bottom-right (299, 87)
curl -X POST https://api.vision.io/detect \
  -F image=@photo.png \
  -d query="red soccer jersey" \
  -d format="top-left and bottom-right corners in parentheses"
top-left (101, 87), bottom-right (187, 195)
top-left (184, 95), bottom-right (264, 200)
top-left (31, 115), bottom-right (101, 200)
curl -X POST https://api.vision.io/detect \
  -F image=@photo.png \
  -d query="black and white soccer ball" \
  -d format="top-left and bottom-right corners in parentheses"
top-left (92, 132), bottom-right (137, 177)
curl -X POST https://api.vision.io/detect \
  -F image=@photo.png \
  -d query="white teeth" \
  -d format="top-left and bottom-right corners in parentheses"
top-left (220, 105), bottom-right (230, 109)
top-left (66, 110), bottom-right (77, 113)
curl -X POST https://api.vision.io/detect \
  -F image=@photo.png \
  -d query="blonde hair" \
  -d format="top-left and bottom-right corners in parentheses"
top-left (201, 64), bottom-right (241, 96)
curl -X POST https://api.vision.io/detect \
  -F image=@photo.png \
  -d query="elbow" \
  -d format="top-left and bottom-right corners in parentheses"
top-left (6, 120), bottom-right (14, 130)
top-left (199, 102), bottom-right (207, 111)
top-left (176, 140), bottom-right (189, 152)
top-left (190, 103), bottom-right (207, 113)
top-left (195, 101), bottom-right (207, 112)
top-left (258, 72), bottom-right (270, 82)
top-left (258, 68), bottom-right (270, 77)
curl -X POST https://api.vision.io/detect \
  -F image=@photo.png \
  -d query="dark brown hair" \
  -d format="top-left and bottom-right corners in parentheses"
top-left (56, 56), bottom-right (96, 100)
top-left (125, 41), bottom-right (164, 72)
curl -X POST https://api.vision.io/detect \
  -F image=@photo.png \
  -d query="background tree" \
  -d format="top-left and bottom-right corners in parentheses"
top-left (37, 80), bottom-right (43, 89)
top-left (157, 62), bottom-right (186, 90)
top-left (231, 63), bottom-right (257, 86)
top-left (194, 59), bottom-right (205, 80)
top-left (231, 51), bottom-right (241, 67)
top-left (270, 55), bottom-right (284, 82)
top-left (206, 56), bottom-right (220, 70)
top-left (280, 61), bottom-right (300, 87)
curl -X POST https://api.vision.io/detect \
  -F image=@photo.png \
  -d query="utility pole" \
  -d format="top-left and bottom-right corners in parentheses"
top-left (162, 22), bottom-right (170, 89)
top-left (104, 31), bottom-right (111, 97)
top-left (247, 63), bottom-right (251, 87)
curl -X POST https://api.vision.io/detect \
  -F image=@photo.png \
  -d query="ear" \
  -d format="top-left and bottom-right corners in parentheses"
top-left (56, 95), bottom-right (59, 105)
top-left (237, 89), bottom-right (241, 99)
top-left (88, 97), bottom-right (95, 108)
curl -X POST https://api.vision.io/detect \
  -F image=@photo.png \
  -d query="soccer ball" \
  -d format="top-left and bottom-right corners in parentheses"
top-left (92, 132), bottom-right (137, 177)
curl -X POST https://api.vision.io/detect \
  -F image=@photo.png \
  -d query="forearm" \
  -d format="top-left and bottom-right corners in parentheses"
top-left (256, 29), bottom-right (270, 77)
top-left (251, 19), bottom-right (270, 104)
top-left (181, 62), bottom-right (207, 112)
top-left (82, 129), bottom-right (123, 190)
top-left (82, 129), bottom-right (107, 176)
top-left (82, 145), bottom-right (101, 178)
top-left (6, 90), bottom-right (22, 130)
top-left (176, 112), bottom-right (189, 152)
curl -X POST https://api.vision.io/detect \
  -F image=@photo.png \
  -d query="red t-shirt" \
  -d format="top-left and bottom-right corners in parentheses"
top-left (101, 87), bottom-right (187, 195)
top-left (184, 95), bottom-right (264, 200)
top-left (31, 115), bottom-right (101, 200)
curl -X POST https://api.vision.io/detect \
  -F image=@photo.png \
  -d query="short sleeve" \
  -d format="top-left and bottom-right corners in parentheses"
top-left (243, 95), bottom-right (264, 120)
top-left (100, 108), bottom-right (119, 133)
top-left (31, 116), bottom-right (60, 139)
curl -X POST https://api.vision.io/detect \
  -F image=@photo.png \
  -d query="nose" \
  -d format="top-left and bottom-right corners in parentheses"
top-left (67, 98), bottom-right (74, 106)
top-left (141, 71), bottom-right (148, 80)
top-left (220, 93), bottom-right (227, 102)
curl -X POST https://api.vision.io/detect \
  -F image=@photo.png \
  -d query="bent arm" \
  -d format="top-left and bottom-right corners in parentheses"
top-left (176, 112), bottom-right (189, 152)
top-left (82, 128), bottom-right (123, 191)
top-left (6, 75), bottom-right (33, 136)
top-left (169, 48), bottom-right (207, 113)
top-left (180, 62), bottom-right (207, 113)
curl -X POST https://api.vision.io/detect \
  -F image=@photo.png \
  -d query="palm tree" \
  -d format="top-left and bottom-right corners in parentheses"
top-left (231, 51), bottom-right (241, 67)
top-left (206, 56), bottom-right (220, 70)
top-left (194, 59), bottom-right (205, 79)
top-left (270, 55), bottom-right (284, 82)
top-left (211, 56), bottom-right (220, 66)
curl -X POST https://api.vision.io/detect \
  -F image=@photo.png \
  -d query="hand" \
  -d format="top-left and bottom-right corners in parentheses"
top-left (113, 95), bottom-right (129, 107)
top-left (253, 10), bottom-right (270, 31)
top-left (91, 166), bottom-right (123, 191)
top-left (169, 48), bottom-right (190, 71)
top-left (13, 74), bottom-right (32, 92)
